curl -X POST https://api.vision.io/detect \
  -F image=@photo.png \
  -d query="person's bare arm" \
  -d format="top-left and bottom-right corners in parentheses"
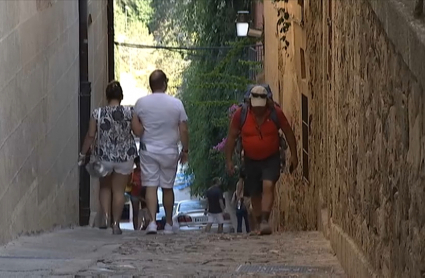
top-left (225, 128), bottom-right (239, 163)
top-left (178, 100), bottom-right (189, 163)
top-left (277, 108), bottom-right (298, 159)
top-left (131, 113), bottom-right (144, 137)
top-left (219, 198), bottom-right (225, 212)
top-left (276, 107), bottom-right (299, 172)
top-left (129, 172), bottom-right (134, 185)
top-left (231, 192), bottom-right (237, 204)
top-left (80, 117), bottom-right (97, 155)
top-left (237, 178), bottom-right (244, 199)
top-left (179, 120), bottom-right (189, 151)
top-left (225, 110), bottom-right (241, 163)
top-left (282, 124), bottom-right (297, 158)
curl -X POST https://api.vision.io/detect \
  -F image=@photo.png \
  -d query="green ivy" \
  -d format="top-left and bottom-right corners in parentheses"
top-left (272, 0), bottom-right (291, 48)
top-left (148, 0), bottom-right (290, 196)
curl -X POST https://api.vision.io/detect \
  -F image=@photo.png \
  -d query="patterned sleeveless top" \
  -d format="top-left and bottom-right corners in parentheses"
top-left (92, 105), bottom-right (137, 162)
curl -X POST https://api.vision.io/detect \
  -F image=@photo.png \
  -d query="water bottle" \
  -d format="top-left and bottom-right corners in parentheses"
top-left (237, 199), bottom-right (241, 210)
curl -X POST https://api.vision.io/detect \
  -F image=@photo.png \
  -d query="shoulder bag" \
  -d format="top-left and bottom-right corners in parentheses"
top-left (85, 108), bottom-right (109, 178)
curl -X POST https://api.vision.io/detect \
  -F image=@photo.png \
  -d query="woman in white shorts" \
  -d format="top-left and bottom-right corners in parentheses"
top-left (79, 81), bottom-right (143, 234)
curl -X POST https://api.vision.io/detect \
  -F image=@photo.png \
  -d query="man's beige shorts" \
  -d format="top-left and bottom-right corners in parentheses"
top-left (139, 150), bottom-right (179, 188)
top-left (207, 213), bottom-right (224, 224)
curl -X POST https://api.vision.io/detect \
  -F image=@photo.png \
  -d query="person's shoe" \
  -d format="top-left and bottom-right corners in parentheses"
top-left (164, 223), bottom-right (174, 234)
top-left (99, 213), bottom-right (109, 229)
top-left (259, 221), bottom-right (272, 235)
top-left (172, 216), bottom-right (180, 232)
top-left (146, 221), bottom-right (157, 235)
top-left (112, 222), bottom-right (122, 235)
top-left (164, 222), bottom-right (180, 234)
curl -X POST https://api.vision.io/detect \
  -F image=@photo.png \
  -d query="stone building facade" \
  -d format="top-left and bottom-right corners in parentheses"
top-left (264, 0), bottom-right (425, 277)
top-left (263, 0), bottom-right (316, 231)
top-left (0, 0), bottom-right (108, 243)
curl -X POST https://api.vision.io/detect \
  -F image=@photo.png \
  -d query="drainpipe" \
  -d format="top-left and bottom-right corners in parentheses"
top-left (107, 0), bottom-right (115, 81)
top-left (78, 0), bottom-right (91, 226)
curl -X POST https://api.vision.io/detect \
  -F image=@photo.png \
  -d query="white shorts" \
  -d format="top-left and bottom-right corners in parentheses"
top-left (102, 160), bottom-right (134, 175)
top-left (208, 213), bottom-right (224, 224)
top-left (140, 150), bottom-right (179, 189)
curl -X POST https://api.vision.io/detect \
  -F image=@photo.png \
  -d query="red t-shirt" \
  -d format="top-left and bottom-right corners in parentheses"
top-left (131, 168), bottom-right (142, 196)
top-left (230, 105), bottom-right (289, 160)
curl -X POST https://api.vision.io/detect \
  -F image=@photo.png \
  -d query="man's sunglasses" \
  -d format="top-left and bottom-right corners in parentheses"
top-left (251, 93), bottom-right (267, 99)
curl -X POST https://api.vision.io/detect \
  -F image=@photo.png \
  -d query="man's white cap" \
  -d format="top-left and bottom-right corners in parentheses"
top-left (250, 85), bottom-right (268, 107)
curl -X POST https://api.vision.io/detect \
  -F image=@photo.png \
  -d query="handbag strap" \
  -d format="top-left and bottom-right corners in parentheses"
top-left (97, 108), bottom-right (101, 156)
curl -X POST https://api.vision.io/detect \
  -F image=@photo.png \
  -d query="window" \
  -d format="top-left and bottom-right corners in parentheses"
top-left (300, 48), bottom-right (306, 79)
top-left (179, 200), bottom-right (207, 212)
top-left (301, 94), bottom-right (309, 181)
top-left (279, 82), bottom-right (283, 105)
top-left (248, 45), bottom-right (264, 81)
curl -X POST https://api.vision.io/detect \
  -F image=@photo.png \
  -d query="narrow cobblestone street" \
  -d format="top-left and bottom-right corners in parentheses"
top-left (0, 227), bottom-right (345, 277)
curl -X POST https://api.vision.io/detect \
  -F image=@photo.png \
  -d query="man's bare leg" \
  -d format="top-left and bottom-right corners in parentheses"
top-left (131, 197), bottom-right (140, 230)
top-left (110, 173), bottom-right (131, 235)
top-left (140, 207), bottom-right (150, 229)
top-left (260, 180), bottom-right (276, 235)
top-left (217, 223), bottom-right (224, 234)
top-left (162, 188), bottom-right (174, 226)
top-left (98, 175), bottom-right (112, 229)
top-left (250, 195), bottom-right (262, 233)
top-left (204, 223), bottom-right (212, 232)
top-left (145, 186), bottom-right (158, 234)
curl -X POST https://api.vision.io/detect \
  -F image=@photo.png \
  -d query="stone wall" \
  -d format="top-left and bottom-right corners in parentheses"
top-left (264, 0), bottom-right (318, 231)
top-left (87, 0), bottom-right (109, 227)
top-left (305, 0), bottom-right (425, 277)
top-left (0, 0), bottom-right (108, 243)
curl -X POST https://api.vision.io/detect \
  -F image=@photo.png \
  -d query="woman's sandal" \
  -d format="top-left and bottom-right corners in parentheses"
top-left (99, 213), bottom-right (109, 229)
top-left (112, 222), bottom-right (122, 235)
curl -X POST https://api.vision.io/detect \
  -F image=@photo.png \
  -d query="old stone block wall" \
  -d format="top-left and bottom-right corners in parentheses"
top-left (305, 0), bottom-right (425, 277)
top-left (264, 0), bottom-right (318, 231)
top-left (87, 0), bottom-right (108, 227)
top-left (0, 0), bottom-right (107, 244)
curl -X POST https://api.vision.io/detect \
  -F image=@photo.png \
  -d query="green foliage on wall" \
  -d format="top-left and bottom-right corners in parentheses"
top-left (149, 0), bottom-right (261, 196)
top-left (114, 0), bottom-right (188, 95)
top-left (113, 0), bottom-right (290, 195)
top-left (273, 0), bottom-right (291, 48)
top-left (115, 0), bottom-right (153, 25)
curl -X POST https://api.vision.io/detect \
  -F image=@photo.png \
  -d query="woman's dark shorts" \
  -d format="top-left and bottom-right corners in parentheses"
top-left (243, 152), bottom-right (281, 197)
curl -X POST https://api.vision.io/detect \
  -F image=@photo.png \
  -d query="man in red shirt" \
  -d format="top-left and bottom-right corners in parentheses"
top-left (225, 85), bottom-right (298, 235)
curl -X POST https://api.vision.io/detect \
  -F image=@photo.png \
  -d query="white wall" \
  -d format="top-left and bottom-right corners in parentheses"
top-left (0, 0), bottom-right (108, 243)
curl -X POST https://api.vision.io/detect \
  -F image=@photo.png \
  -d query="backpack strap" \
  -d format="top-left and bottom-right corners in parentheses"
top-left (260, 84), bottom-right (273, 98)
top-left (239, 103), bottom-right (249, 129)
top-left (269, 106), bottom-right (281, 130)
top-left (240, 102), bottom-right (280, 130)
top-left (245, 84), bottom-right (255, 97)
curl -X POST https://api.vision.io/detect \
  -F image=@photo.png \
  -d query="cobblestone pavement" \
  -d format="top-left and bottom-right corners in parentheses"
top-left (0, 227), bottom-right (345, 277)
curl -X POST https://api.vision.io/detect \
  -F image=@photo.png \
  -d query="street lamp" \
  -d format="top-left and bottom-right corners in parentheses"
top-left (236, 11), bottom-right (250, 37)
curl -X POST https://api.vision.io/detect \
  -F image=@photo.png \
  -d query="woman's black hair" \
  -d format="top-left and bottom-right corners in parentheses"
top-left (105, 80), bottom-right (123, 102)
top-left (134, 156), bottom-right (140, 164)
